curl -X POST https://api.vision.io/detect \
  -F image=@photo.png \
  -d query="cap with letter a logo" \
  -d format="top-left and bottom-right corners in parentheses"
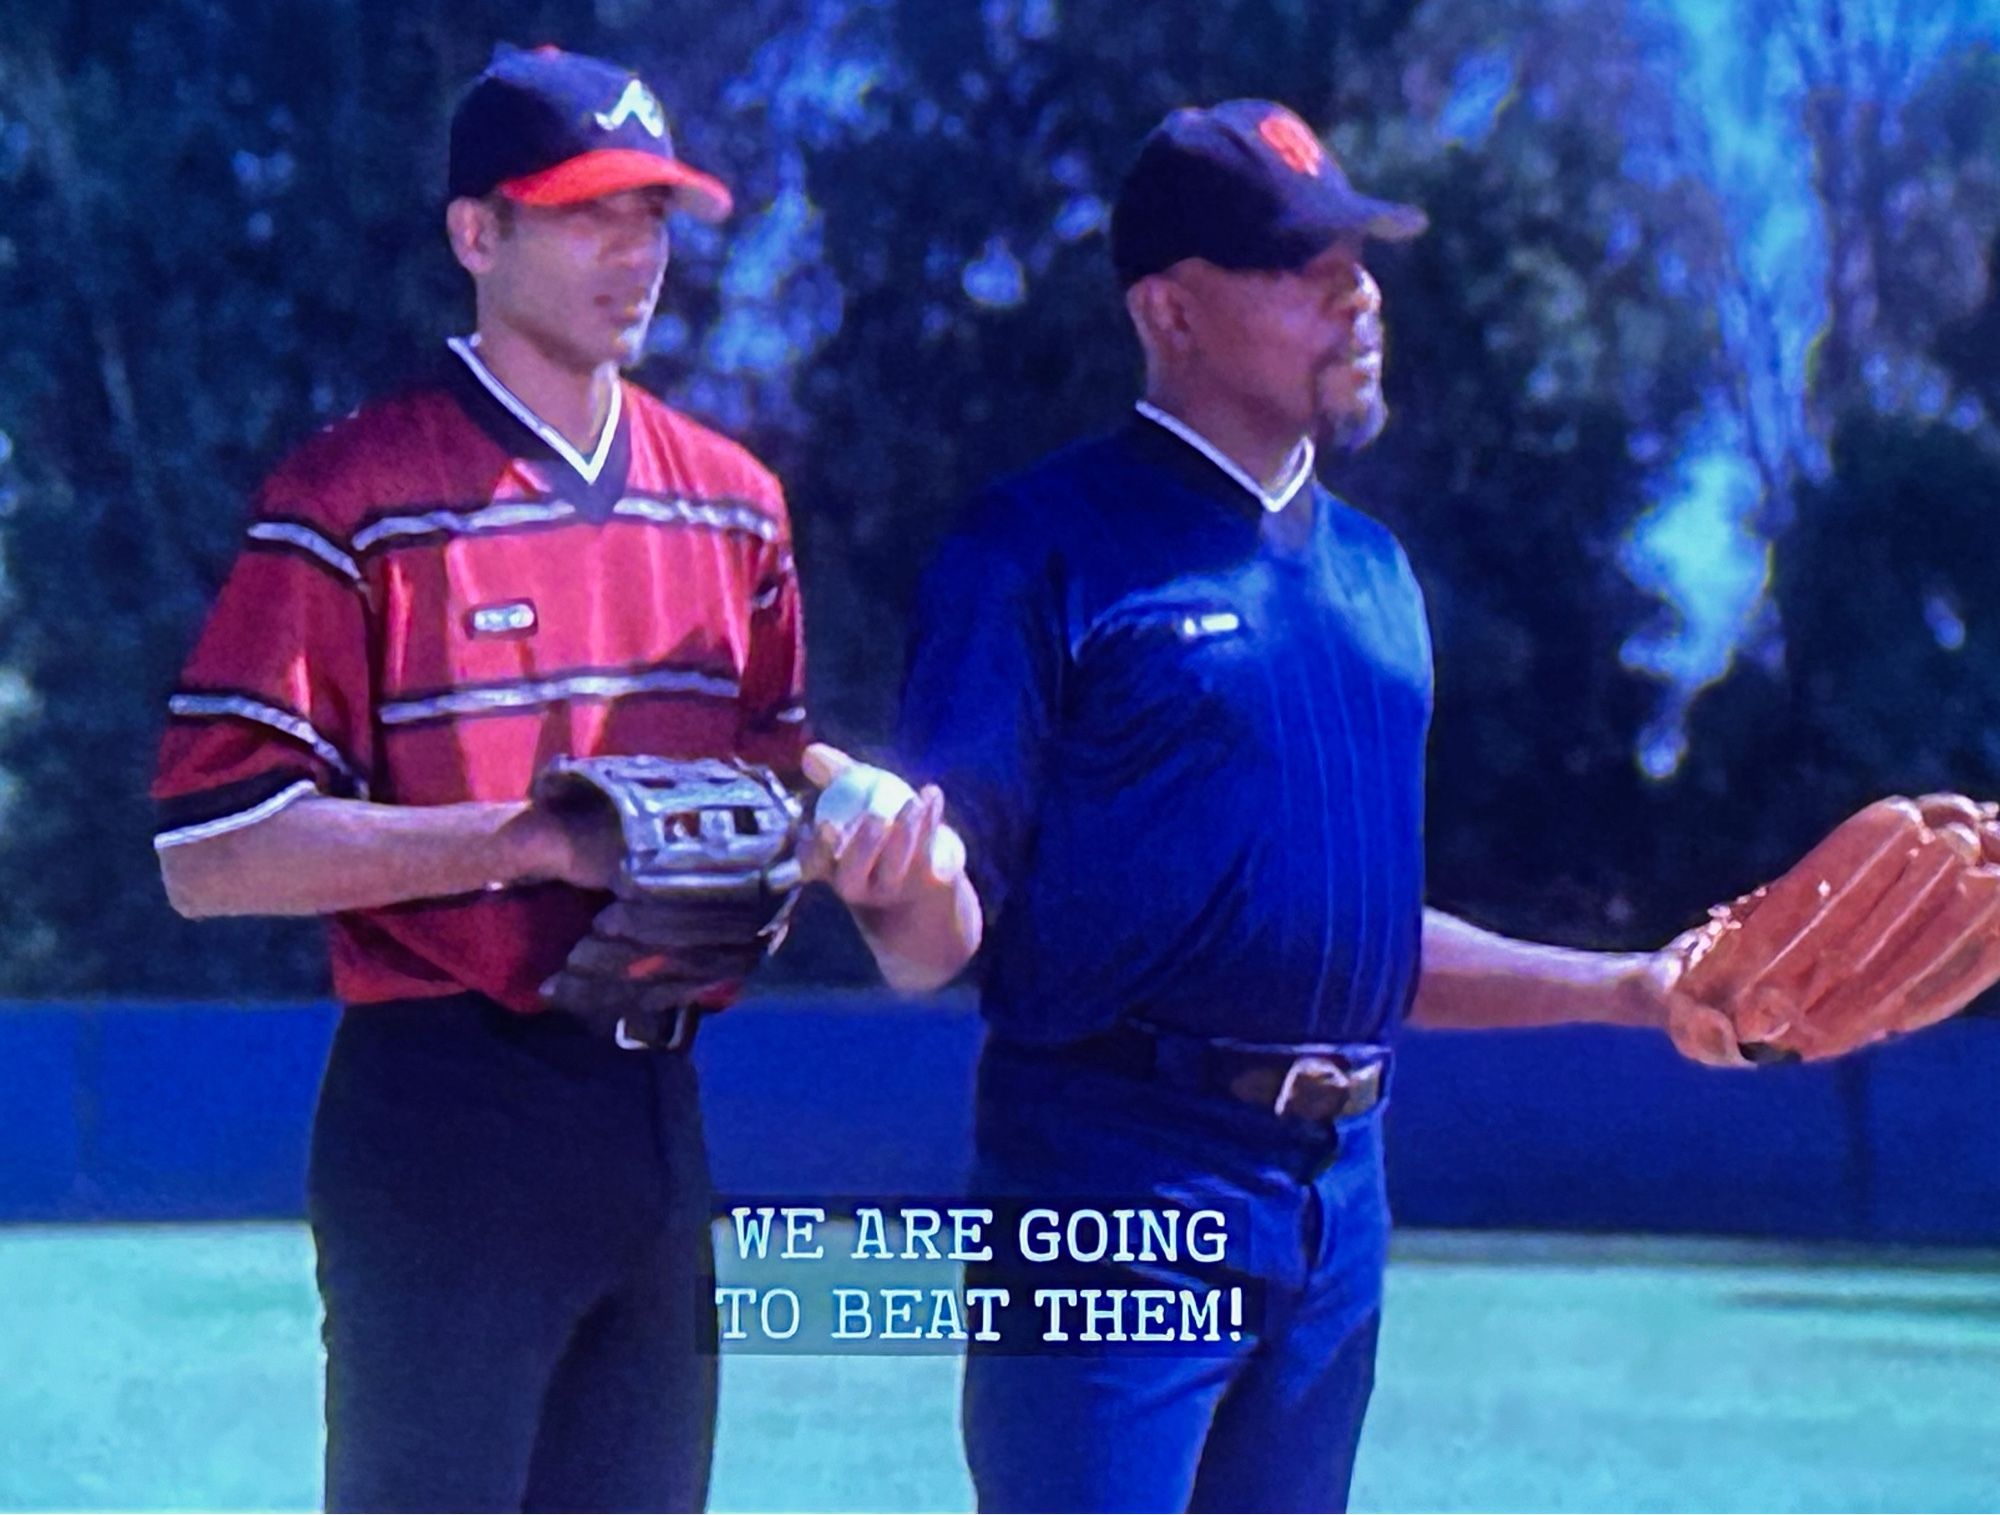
top-left (447, 43), bottom-right (732, 221)
top-left (1109, 99), bottom-right (1426, 287)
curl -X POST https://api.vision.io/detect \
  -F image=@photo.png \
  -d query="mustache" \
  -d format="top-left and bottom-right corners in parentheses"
top-left (1319, 346), bottom-right (1383, 375)
top-left (1320, 344), bottom-right (1383, 375)
top-left (1323, 313), bottom-right (1384, 367)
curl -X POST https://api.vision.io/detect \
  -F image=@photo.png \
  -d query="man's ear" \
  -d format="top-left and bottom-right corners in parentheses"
top-left (1125, 274), bottom-right (1195, 363)
top-left (446, 196), bottom-right (504, 277)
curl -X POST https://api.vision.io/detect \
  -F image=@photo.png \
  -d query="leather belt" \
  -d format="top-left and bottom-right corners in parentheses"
top-left (611, 1005), bottom-right (702, 1053)
top-left (1060, 1023), bottom-right (1386, 1124)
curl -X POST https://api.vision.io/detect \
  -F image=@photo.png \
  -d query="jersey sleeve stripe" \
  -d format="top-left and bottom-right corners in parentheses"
top-left (154, 777), bottom-right (319, 850)
top-left (155, 766), bottom-right (319, 832)
top-left (167, 691), bottom-right (370, 796)
top-left (245, 521), bottom-right (363, 585)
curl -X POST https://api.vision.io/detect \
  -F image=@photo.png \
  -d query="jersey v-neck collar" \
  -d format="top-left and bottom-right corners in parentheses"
top-left (1133, 400), bottom-right (1315, 515)
top-left (446, 336), bottom-right (633, 517)
top-left (449, 335), bottom-right (621, 482)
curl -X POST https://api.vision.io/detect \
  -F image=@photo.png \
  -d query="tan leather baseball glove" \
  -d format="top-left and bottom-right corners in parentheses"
top-left (1667, 794), bottom-right (2000, 1063)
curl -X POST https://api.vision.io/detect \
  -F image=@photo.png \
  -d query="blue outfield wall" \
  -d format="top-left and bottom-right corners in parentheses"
top-left (1, 995), bottom-right (1996, 1243)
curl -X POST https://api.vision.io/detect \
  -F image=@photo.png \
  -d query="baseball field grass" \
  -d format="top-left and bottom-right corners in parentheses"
top-left (1, 1223), bottom-right (1994, 1512)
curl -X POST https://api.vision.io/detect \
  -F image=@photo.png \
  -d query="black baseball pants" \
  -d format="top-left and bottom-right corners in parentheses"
top-left (308, 993), bottom-right (717, 1513)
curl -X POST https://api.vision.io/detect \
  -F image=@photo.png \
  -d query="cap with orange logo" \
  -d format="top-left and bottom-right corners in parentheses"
top-left (1109, 100), bottom-right (1426, 287)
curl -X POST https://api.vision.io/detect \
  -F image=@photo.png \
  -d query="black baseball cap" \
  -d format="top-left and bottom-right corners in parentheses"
top-left (447, 43), bottom-right (732, 221)
top-left (1110, 100), bottom-right (1426, 287)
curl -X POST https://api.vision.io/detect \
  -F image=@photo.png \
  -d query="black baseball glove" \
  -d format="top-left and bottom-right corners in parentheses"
top-left (533, 755), bottom-right (806, 1034)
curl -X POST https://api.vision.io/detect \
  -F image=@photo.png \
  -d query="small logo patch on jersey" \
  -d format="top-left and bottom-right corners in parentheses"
top-left (1177, 610), bottom-right (1243, 642)
top-left (467, 600), bottom-right (538, 638)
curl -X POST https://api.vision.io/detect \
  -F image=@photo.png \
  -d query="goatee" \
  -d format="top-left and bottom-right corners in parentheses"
top-left (1318, 392), bottom-right (1389, 454)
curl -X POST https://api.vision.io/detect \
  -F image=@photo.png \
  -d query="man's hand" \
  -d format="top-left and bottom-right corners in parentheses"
top-left (797, 742), bottom-right (982, 991)
top-left (530, 756), bottom-right (807, 1029)
top-left (799, 743), bottom-right (962, 912)
top-left (1635, 944), bottom-right (1775, 1069)
top-left (502, 797), bottom-right (623, 892)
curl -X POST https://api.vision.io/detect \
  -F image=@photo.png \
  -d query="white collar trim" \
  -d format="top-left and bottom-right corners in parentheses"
top-left (1134, 401), bottom-right (1314, 514)
top-left (448, 335), bottom-right (621, 485)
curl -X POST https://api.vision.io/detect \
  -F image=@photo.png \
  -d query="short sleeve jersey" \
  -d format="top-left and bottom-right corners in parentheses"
top-left (153, 339), bottom-right (809, 1012)
top-left (897, 413), bottom-right (1433, 1049)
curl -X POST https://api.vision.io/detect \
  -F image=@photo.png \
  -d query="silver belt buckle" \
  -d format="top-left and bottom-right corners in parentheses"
top-left (612, 1007), bottom-right (696, 1053)
top-left (1273, 1056), bottom-right (1368, 1122)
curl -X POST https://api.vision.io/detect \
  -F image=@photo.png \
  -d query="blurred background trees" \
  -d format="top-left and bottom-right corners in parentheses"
top-left (0, 0), bottom-right (1993, 996)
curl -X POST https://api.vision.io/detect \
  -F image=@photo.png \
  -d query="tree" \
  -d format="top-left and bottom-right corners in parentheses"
top-left (0, 0), bottom-right (1807, 990)
top-left (1673, 24), bottom-right (2000, 1020)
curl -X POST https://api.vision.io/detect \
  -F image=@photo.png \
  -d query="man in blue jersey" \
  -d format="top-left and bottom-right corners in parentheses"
top-left (897, 100), bottom-right (1745, 1514)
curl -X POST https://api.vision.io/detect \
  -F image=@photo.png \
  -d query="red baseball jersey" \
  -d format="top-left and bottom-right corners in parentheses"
top-left (153, 338), bottom-right (810, 1011)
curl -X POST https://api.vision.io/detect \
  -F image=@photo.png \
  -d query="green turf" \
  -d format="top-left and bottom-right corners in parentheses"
top-left (0, 1224), bottom-right (1994, 1512)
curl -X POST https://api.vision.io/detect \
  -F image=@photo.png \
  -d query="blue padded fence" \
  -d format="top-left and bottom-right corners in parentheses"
top-left (1, 996), bottom-right (1994, 1243)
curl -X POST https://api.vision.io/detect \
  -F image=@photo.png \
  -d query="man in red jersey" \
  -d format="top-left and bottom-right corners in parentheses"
top-left (152, 43), bottom-right (979, 1513)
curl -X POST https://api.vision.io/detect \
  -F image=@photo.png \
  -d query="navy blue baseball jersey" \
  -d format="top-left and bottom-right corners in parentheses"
top-left (898, 408), bottom-right (1433, 1048)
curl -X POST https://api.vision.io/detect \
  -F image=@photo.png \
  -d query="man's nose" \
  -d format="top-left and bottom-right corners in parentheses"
top-left (1335, 267), bottom-right (1382, 346)
top-left (609, 216), bottom-right (671, 268)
